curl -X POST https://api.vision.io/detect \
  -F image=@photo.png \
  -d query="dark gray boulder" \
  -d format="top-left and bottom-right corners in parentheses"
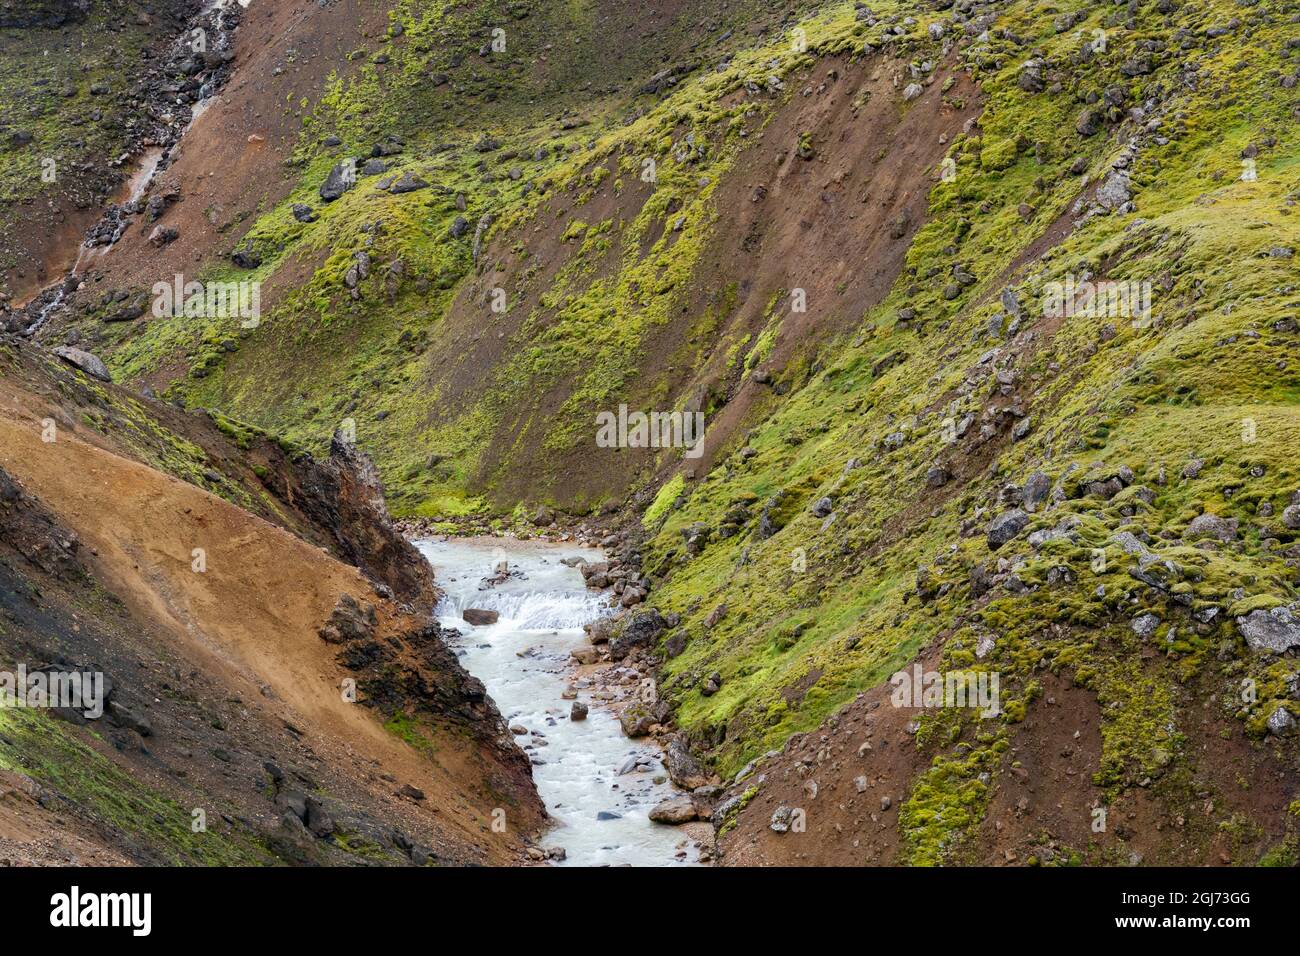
top-left (987, 509), bottom-right (1029, 549)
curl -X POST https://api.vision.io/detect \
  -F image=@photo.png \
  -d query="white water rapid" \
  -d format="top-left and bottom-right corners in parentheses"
top-left (416, 537), bottom-right (702, 867)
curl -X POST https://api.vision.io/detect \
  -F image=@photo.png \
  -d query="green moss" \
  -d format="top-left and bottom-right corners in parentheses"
top-left (643, 473), bottom-right (685, 529)
top-left (0, 707), bottom-right (270, 865)
top-left (384, 711), bottom-right (439, 756)
top-left (900, 740), bottom-right (1001, 866)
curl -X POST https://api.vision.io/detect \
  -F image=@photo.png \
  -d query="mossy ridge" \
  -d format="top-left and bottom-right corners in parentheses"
top-left (120, 1), bottom-right (907, 516)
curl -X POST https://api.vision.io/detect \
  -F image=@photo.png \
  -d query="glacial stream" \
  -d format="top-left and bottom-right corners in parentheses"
top-left (416, 537), bottom-right (701, 867)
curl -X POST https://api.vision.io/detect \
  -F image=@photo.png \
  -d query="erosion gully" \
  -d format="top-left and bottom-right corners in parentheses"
top-left (417, 537), bottom-right (703, 867)
top-left (21, 0), bottom-right (237, 333)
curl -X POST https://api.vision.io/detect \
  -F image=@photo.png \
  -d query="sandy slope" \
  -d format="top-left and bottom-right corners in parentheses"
top-left (0, 389), bottom-right (529, 863)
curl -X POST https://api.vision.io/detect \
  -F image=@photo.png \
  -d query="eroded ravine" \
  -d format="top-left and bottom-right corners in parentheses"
top-left (18, 0), bottom-right (240, 331)
top-left (417, 537), bottom-right (703, 867)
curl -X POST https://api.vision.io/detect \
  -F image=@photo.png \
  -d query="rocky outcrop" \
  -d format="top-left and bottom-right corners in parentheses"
top-left (609, 609), bottom-right (667, 661)
top-left (0, 466), bottom-right (85, 580)
top-left (1237, 604), bottom-right (1300, 655)
top-left (286, 435), bottom-right (438, 613)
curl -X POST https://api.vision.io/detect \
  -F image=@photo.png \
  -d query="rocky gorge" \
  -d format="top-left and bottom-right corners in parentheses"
top-left (1, 0), bottom-right (1299, 872)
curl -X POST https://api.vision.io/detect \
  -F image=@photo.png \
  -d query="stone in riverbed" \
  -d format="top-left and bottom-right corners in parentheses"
top-left (649, 795), bottom-right (698, 824)
top-left (570, 646), bottom-right (599, 665)
top-left (619, 704), bottom-right (654, 737)
top-left (584, 618), bottom-right (614, 644)
top-left (462, 608), bottom-right (499, 626)
top-left (570, 701), bottom-right (588, 721)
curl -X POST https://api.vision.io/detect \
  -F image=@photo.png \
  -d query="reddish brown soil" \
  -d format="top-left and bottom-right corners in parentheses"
top-left (718, 657), bottom-right (1298, 866)
top-left (0, 768), bottom-right (132, 867)
top-left (425, 54), bottom-right (982, 510)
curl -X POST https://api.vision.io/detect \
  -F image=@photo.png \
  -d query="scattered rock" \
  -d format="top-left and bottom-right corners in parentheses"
top-left (570, 646), bottom-right (599, 665)
top-left (609, 610), bottom-right (666, 661)
top-left (1267, 706), bottom-right (1297, 737)
top-left (1095, 171), bottom-right (1132, 211)
top-left (648, 795), bottom-right (698, 824)
top-left (1185, 513), bottom-right (1237, 542)
top-left (320, 159), bottom-right (357, 202)
top-left (1281, 504), bottom-right (1300, 530)
top-left (318, 594), bottom-right (377, 644)
top-left (987, 509), bottom-right (1030, 549)
top-left (231, 240), bottom-right (261, 269)
top-left (52, 347), bottom-right (111, 382)
top-left (664, 737), bottom-right (710, 789)
top-left (1237, 604), bottom-right (1300, 654)
top-left (148, 226), bottom-right (178, 247)
top-left (1131, 612), bottom-right (1161, 640)
top-left (769, 805), bottom-right (794, 833)
top-left (619, 705), bottom-right (654, 737)
top-left (389, 171), bottom-right (429, 194)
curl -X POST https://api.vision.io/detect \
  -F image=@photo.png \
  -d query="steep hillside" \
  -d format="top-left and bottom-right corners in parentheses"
top-left (637, 0), bottom-right (1300, 865)
top-left (2, 0), bottom-right (1298, 868)
top-left (0, 336), bottom-right (543, 865)
top-left (0, 0), bottom-right (218, 304)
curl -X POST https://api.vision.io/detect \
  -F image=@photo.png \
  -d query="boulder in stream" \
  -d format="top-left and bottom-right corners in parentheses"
top-left (649, 795), bottom-right (699, 824)
top-left (462, 608), bottom-right (499, 626)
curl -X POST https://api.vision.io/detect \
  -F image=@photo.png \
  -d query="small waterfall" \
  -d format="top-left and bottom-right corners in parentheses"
top-left (437, 589), bottom-right (613, 631)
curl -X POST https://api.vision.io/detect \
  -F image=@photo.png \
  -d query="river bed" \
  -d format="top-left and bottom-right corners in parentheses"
top-left (415, 537), bottom-right (701, 867)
